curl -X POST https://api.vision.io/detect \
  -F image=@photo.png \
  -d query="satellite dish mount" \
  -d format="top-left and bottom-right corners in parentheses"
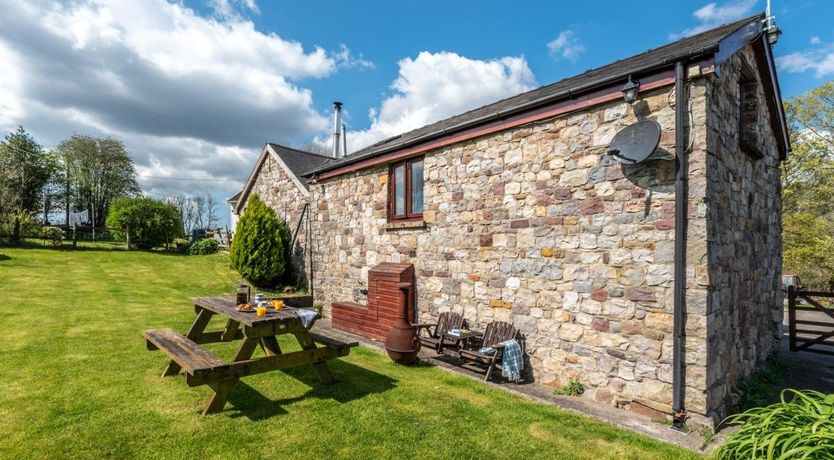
top-left (607, 120), bottom-right (662, 165)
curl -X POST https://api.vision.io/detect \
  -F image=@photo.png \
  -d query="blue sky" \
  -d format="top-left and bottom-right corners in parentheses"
top-left (0, 0), bottom-right (831, 227)
top-left (196, 0), bottom-right (832, 134)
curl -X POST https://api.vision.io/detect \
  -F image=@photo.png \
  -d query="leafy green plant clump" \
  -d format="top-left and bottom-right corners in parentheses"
top-left (714, 389), bottom-right (834, 460)
top-left (737, 355), bottom-right (787, 411)
top-left (230, 194), bottom-right (290, 287)
top-left (106, 197), bottom-right (183, 249)
top-left (41, 226), bottom-right (64, 246)
top-left (188, 238), bottom-right (219, 255)
top-left (173, 238), bottom-right (190, 253)
top-left (0, 213), bottom-right (41, 239)
top-left (553, 378), bottom-right (585, 396)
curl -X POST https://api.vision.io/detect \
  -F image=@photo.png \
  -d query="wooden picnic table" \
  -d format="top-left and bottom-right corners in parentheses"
top-left (143, 296), bottom-right (357, 415)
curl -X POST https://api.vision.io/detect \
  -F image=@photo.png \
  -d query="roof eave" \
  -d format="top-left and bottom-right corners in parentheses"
top-left (308, 48), bottom-right (722, 179)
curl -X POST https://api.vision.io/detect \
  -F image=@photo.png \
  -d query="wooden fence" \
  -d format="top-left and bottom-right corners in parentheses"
top-left (787, 286), bottom-right (834, 356)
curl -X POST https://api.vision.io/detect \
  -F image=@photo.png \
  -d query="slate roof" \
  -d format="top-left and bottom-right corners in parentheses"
top-left (232, 143), bottom-right (336, 214)
top-left (267, 143), bottom-right (334, 178)
top-left (306, 14), bottom-right (766, 177)
top-left (226, 189), bottom-right (242, 203)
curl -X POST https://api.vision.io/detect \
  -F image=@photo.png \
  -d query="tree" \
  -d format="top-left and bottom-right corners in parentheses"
top-left (192, 194), bottom-right (206, 230)
top-left (782, 81), bottom-right (834, 288)
top-left (57, 134), bottom-right (140, 227)
top-left (205, 193), bottom-right (219, 229)
top-left (166, 192), bottom-right (220, 235)
top-left (0, 127), bottom-right (53, 242)
top-left (229, 194), bottom-right (288, 287)
top-left (106, 197), bottom-right (183, 249)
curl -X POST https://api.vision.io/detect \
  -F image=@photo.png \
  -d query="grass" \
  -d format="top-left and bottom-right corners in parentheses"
top-left (0, 245), bottom-right (699, 459)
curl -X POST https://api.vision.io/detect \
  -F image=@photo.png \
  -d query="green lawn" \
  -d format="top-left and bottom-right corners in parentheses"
top-left (0, 245), bottom-right (699, 459)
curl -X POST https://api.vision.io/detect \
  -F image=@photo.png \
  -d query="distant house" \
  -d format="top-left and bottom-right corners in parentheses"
top-left (225, 190), bottom-right (242, 232)
top-left (237, 15), bottom-right (788, 427)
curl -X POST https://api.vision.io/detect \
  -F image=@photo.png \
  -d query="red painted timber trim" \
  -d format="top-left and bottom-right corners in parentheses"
top-left (318, 70), bottom-right (679, 181)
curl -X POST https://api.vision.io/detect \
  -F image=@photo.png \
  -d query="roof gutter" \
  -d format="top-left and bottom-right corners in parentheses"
top-left (309, 46), bottom-right (722, 178)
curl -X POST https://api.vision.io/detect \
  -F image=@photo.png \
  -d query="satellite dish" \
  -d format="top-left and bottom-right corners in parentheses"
top-left (607, 120), bottom-right (661, 165)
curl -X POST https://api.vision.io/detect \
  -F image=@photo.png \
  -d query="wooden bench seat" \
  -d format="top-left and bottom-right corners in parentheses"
top-left (144, 328), bottom-right (224, 380)
top-left (309, 331), bottom-right (359, 352)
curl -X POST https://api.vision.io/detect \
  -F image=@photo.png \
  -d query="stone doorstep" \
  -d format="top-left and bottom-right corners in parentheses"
top-left (311, 319), bottom-right (721, 453)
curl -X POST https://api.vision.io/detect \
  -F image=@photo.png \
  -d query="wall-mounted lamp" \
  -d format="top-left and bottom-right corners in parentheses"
top-left (621, 76), bottom-right (640, 104)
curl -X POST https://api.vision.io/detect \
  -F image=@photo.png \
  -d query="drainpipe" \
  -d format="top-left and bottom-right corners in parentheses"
top-left (672, 60), bottom-right (688, 430)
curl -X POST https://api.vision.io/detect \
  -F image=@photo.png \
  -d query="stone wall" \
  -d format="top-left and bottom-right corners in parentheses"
top-left (310, 83), bottom-right (714, 418)
top-left (703, 47), bottom-right (783, 420)
top-left (245, 149), bottom-right (312, 288)
top-left (306, 45), bottom-right (782, 424)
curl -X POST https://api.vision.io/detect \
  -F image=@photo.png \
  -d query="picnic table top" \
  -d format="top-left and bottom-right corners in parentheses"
top-left (192, 296), bottom-right (318, 328)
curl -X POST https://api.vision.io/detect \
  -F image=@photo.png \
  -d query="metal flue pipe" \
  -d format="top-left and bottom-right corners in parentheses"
top-left (341, 123), bottom-right (348, 157)
top-left (332, 101), bottom-right (343, 158)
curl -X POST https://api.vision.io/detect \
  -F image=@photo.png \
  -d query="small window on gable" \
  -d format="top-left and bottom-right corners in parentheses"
top-left (389, 157), bottom-right (424, 221)
top-left (738, 65), bottom-right (763, 159)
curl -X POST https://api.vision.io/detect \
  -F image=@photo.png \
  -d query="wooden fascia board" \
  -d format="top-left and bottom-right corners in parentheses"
top-left (755, 36), bottom-right (790, 159)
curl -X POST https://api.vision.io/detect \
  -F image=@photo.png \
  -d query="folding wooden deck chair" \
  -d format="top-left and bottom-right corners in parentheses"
top-left (412, 312), bottom-right (464, 352)
top-left (458, 321), bottom-right (521, 381)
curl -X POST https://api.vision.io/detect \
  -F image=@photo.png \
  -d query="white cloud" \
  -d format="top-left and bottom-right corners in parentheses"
top-left (342, 51), bottom-right (536, 152)
top-left (0, 0), bottom-right (373, 222)
top-left (333, 43), bottom-right (375, 70)
top-left (670, 0), bottom-right (757, 39)
top-left (208, 0), bottom-right (260, 19)
top-left (811, 36), bottom-right (822, 45)
top-left (547, 30), bottom-right (586, 62)
top-left (777, 45), bottom-right (834, 78)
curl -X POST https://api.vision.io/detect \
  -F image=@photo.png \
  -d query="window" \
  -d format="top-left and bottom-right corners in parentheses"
top-left (389, 157), bottom-right (424, 220)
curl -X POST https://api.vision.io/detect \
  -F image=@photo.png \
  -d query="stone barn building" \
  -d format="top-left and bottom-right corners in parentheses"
top-left (235, 15), bottom-right (788, 426)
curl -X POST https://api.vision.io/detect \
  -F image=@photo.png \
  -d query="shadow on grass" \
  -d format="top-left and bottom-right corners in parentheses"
top-left (226, 360), bottom-right (398, 421)
top-left (0, 254), bottom-right (10, 262)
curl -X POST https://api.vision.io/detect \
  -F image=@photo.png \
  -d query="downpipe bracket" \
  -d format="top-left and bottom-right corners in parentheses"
top-left (669, 410), bottom-right (691, 434)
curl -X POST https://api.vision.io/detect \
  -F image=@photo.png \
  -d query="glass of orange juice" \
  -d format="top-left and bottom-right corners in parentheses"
top-left (272, 299), bottom-right (284, 311)
top-left (256, 305), bottom-right (267, 317)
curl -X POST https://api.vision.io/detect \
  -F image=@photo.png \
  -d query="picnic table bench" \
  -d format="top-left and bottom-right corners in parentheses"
top-left (144, 296), bottom-right (357, 415)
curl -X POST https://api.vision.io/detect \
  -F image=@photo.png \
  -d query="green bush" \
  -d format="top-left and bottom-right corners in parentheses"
top-left (0, 213), bottom-right (41, 239)
top-left (106, 197), bottom-right (182, 249)
top-left (188, 238), bottom-right (219, 255)
top-left (173, 238), bottom-right (190, 253)
top-left (229, 194), bottom-right (288, 287)
top-left (41, 226), bottom-right (64, 246)
top-left (714, 389), bottom-right (834, 459)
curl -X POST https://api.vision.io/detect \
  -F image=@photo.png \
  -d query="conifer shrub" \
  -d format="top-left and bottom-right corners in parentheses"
top-left (230, 194), bottom-right (289, 287)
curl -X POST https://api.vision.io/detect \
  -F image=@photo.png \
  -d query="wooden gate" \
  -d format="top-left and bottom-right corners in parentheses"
top-left (787, 286), bottom-right (834, 356)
